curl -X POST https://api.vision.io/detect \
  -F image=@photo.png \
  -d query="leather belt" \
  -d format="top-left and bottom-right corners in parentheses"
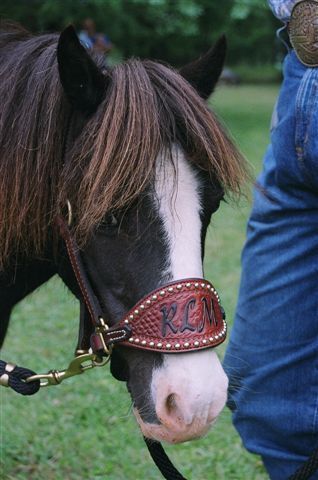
top-left (288, 0), bottom-right (318, 67)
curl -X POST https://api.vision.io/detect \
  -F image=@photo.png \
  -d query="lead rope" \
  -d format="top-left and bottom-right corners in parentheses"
top-left (0, 360), bottom-right (40, 395)
top-left (144, 437), bottom-right (187, 480)
top-left (288, 450), bottom-right (318, 480)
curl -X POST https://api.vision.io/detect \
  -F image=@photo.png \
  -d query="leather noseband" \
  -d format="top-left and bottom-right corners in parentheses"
top-left (91, 279), bottom-right (226, 354)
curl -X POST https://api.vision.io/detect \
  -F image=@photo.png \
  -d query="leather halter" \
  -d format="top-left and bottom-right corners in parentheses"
top-left (56, 215), bottom-right (227, 357)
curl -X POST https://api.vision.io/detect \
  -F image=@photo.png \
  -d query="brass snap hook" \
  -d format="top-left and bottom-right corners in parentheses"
top-left (25, 352), bottom-right (108, 388)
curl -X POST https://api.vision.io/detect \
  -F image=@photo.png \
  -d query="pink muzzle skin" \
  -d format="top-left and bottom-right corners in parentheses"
top-left (91, 279), bottom-right (227, 354)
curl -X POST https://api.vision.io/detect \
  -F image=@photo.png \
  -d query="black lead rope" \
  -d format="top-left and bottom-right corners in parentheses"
top-left (288, 450), bottom-right (318, 480)
top-left (0, 360), bottom-right (40, 395)
top-left (144, 437), bottom-right (187, 480)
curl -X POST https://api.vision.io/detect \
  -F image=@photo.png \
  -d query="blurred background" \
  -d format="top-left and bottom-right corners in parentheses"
top-left (1, 1), bottom-right (282, 479)
top-left (1, 0), bottom-right (283, 82)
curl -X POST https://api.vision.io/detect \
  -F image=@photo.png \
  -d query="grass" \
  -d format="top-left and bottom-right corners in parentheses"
top-left (1, 84), bottom-right (279, 480)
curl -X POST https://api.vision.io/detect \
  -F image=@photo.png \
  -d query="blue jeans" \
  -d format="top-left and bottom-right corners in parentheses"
top-left (224, 50), bottom-right (318, 480)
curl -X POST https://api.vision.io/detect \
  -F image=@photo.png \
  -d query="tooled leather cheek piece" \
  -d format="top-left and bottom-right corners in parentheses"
top-left (91, 279), bottom-right (227, 354)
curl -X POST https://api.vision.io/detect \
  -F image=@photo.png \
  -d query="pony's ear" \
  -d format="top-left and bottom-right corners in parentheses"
top-left (57, 25), bottom-right (107, 114)
top-left (179, 35), bottom-right (227, 100)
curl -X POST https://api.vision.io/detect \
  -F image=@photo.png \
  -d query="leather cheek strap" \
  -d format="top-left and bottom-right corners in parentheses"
top-left (55, 216), bottom-right (131, 355)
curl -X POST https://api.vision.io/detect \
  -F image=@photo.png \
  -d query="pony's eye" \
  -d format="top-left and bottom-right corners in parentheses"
top-left (100, 213), bottom-right (118, 229)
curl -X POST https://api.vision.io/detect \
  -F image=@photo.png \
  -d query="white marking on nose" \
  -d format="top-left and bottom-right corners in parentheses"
top-left (155, 145), bottom-right (203, 280)
top-left (143, 146), bottom-right (228, 443)
top-left (152, 350), bottom-right (228, 421)
top-left (144, 350), bottom-right (228, 443)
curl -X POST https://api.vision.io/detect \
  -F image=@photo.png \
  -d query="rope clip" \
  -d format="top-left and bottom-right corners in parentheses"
top-left (26, 351), bottom-right (109, 387)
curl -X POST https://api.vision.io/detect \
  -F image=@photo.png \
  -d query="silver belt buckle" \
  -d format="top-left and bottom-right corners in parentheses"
top-left (289, 0), bottom-right (318, 67)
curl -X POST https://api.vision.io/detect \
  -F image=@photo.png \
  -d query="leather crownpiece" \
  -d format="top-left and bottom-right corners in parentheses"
top-left (114, 279), bottom-right (227, 353)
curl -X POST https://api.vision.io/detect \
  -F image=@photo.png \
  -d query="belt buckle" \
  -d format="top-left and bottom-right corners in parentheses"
top-left (289, 0), bottom-right (318, 67)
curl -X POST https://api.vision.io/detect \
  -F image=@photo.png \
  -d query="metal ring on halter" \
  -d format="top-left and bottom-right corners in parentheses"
top-left (66, 200), bottom-right (72, 226)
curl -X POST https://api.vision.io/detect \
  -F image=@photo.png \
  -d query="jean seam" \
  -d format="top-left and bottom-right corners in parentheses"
top-left (295, 69), bottom-right (311, 163)
top-left (312, 361), bottom-right (318, 435)
top-left (294, 68), bottom-right (318, 191)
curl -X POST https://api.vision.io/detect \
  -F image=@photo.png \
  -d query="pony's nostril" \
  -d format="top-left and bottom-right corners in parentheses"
top-left (160, 393), bottom-right (193, 427)
top-left (165, 393), bottom-right (177, 415)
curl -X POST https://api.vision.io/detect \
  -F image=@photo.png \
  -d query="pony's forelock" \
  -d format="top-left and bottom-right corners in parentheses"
top-left (59, 60), bottom-right (247, 245)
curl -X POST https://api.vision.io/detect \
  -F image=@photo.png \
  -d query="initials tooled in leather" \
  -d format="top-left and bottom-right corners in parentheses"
top-left (108, 279), bottom-right (227, 353)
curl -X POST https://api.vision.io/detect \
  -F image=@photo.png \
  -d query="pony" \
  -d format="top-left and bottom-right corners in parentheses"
top-left (0, 22), bottom-right (246, 444)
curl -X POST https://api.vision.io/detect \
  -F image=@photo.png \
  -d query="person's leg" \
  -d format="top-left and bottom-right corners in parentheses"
top-left (224, 51), bottom-right (318, 480)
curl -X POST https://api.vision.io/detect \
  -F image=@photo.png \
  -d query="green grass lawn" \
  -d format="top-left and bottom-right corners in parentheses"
top-left (1, 85), bottom-right (279, 480)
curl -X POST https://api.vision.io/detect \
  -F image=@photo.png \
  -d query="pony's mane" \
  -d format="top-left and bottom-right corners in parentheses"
top-left (0, 24), bottom-right (247, 270)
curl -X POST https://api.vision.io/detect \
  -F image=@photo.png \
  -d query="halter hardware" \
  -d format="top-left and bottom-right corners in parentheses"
top-left (25, 351), bottom-right (109, 388)
top-left (66, 199), bottom-right (73, 226)
top-left (94, 318), bottom-right (113, 356)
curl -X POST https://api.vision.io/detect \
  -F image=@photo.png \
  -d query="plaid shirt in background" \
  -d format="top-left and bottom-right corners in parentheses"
top-left (268, 0), bottom-right (298, 21)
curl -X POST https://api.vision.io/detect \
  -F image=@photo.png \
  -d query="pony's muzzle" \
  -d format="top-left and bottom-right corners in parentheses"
top-left (134, 349), bottom-right (228, 444)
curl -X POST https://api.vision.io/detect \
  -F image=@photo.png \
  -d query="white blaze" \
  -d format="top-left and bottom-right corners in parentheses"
top-left (155, 146), bottom-right (203, 280)
top-left (142, 146), bottom-right (228, 443)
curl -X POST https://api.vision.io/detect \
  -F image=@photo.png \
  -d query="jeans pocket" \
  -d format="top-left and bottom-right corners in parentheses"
top-left (295, 68), bottom-right (318, 189)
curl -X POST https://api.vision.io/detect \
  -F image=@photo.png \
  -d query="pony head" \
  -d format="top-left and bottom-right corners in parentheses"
top-left (0, 24), bottom-right (246, 443)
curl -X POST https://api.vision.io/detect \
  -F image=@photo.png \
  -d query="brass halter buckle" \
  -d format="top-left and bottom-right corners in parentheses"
top-left (25, 351), bottom-right (109, 388)
top-left (94, 318), bottom-right (114, 356)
